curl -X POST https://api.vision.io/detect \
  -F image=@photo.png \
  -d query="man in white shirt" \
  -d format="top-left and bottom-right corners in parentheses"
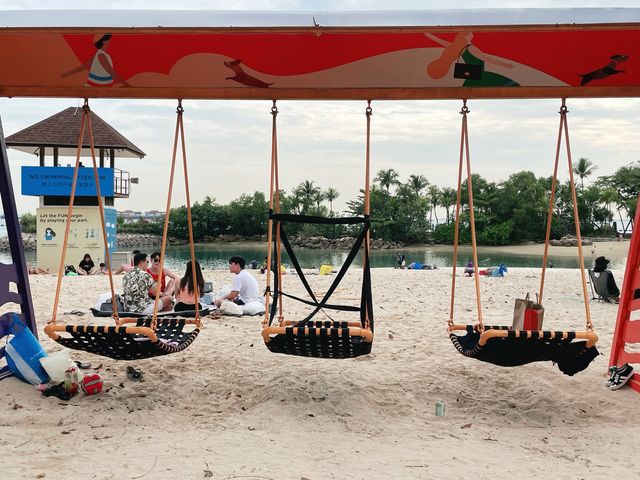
top-left (215, 256), bottom-right (261, 307)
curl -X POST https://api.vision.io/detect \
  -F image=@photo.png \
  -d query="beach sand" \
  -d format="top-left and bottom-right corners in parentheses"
top-left (1, 264), bottom-right (638, 480)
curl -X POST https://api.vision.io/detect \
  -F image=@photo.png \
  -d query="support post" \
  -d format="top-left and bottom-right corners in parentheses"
top-left (0, 114), bottom-right (37, 379)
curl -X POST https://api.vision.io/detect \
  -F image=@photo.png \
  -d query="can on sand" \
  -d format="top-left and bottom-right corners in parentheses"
top-left (435, 400), bottom-right (445, 416)
top-left (64, 366), bottom-right (79, 395)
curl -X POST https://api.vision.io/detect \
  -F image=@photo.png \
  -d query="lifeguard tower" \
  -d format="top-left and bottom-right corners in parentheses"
top-left (5, 107), bottom-right (145, 271)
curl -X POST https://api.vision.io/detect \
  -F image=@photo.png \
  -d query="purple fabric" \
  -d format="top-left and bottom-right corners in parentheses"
top-left (0, 115), bottom-right (37, 345)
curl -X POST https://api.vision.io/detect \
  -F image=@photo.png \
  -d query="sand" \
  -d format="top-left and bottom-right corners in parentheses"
top-left (1, 263), bottom-right (639, 480)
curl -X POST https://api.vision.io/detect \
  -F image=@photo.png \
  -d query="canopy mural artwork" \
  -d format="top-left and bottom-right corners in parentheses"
top-left (0, 20), bottom-right (639, 99)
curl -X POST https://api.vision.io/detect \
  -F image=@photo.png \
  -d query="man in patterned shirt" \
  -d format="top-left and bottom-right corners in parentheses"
top-left (122, 253), bottom-right (172, 313)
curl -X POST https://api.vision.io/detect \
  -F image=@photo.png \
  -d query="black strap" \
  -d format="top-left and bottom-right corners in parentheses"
top-left (276, 290), bottom-right (361, 312)
top-left (298, 225), bottom-right (369, 324)
top-left (269, 212), bottom-right (369, 225)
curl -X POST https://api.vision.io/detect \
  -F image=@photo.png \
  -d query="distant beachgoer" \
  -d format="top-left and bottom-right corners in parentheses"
top-left (28, 265), bottom-right (49, 275)
top-left (175, 261), bottom-right (205, 312)
top-left (99, 262), bottom-right (108, 274)
top-left (122, 253), bottom-right (172, 313)
top-left (594, 256), bottom-right (621, 302)
top-left (215, 256), bottom-right (260, 307)
top-left (113, 249), bottom-right (141, 275)
top-left (78, 253), bottom-right (98, 275)
top-left (146, 251), bottom-right (179, 298)
top-left (464, 260), bottom-right (474, 277)
top-left (396, 254), bottom-right (406, 269)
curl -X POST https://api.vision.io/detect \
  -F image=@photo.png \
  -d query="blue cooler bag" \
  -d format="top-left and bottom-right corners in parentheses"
top-left (4, 314), bottom-right (49, 385)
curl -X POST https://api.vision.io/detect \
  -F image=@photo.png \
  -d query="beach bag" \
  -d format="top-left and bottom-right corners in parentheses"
top-left (4, 314), bottom-right (50, 385)
top-left (96, 292), bottom-right (125, 313)
top-left (242, 300), bottom-right (265, 316)
top-left (319, 264), bottom-right (333, 275)
top-left (218, 300), bottom-right (243, 316)
top-left (512, 293), bottom-right (544, 331)
top-left (453, 45), bottom-right (483, 80)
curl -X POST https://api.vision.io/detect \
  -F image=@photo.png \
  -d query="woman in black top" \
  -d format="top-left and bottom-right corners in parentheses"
top-left (78, 253), bottom-right (97, 275)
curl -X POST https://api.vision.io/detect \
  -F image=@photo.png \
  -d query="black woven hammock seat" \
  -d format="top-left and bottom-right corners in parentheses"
top-left (261, 101), bottom-right (374, 358)
top-left (45, 101), bottom-right (203, 360)
top-left (447, 100), bottom-right (598, 375)
top-left (262, 213), bottom-right (374, 358)
top-left (45, 318), bottom-right (200, 361)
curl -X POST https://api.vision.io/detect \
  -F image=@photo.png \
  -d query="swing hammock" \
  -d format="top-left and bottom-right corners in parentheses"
top-left (448, 99), bottom-right (599, 375)
top-left (44, 100), bottom-right (202, 360)
top-left (261, 101), bottom-right (374, 358)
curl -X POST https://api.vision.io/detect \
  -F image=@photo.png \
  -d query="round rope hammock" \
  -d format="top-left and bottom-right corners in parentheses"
top-left (44, 99), bottom-right (202, 360)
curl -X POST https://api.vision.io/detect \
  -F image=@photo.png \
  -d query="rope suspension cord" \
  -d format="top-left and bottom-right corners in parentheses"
top-left (449, 100), bottom-right (484, 332)
top-left (274, 105), bottom-right (284, 325)
top-left (49, 99), bottom-right (120, 326)
top-left (363, 100), bottom-right (373, 329)
top-left (538, 99), bottom-right (593, 331)
top-left (263, 100), bottom-right (280, 327)
top-left (538, 101), bottom-right (565, 304)
top-left (151, 100), bottom-right (201, 330)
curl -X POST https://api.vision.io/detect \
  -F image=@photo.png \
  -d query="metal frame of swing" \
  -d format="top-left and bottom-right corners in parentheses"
top-left (448, 98), bottom-right (598, 363)
top-left (43, 99), bottom-right (203, 360)
top-left (260, 100), bottom-right (375, 358)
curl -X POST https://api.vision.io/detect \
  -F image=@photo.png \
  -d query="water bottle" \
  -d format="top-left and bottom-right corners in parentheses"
top-left (435, 400), bottom-right (445, 416)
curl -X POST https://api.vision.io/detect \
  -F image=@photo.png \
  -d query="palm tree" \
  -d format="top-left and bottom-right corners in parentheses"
top-left (375, 168), bottom-right (400, 193)
top-left (408, 174), bottom-right (429, 197)
top-left (599, 187), bottom-right (619, 230)
top-left (440, 187), bottom-right (457, 224)
top-left (313, 190), bottom-right (325, 211)
top-left (573, 157), bottom-right (597, 189)
top-left (295, 180), bottom-right (320, 213)
top-left (325, 187), bottom-right (340, 216)
top-left (427, 184), bottom-right (440, 225)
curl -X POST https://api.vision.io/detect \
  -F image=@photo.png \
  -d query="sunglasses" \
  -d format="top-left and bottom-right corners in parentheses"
top-left (152, 257), bottom-right (160, 262)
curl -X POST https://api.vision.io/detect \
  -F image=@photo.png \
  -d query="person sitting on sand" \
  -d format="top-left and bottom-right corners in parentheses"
top-left (78, 253), bottom-right (99, 275)
top-left (147, 251), bottom-right (179, 298)
top-left (464, 260), bottom-right (474, 277)
top-left (175, 261), bottom-right (205, 312)
top-left (594, 256), bottom-right (621, 303)
top-left (215, 256), bottom-right (260, 307)
top-left (113, 249), bottom-right (141, 275)
top-left (122, 253), bottom-right (172, 313)
top-left (396, 254), bottom-right (406, 269)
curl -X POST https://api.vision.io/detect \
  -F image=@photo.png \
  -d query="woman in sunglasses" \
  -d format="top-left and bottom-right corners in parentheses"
top-left (146, 251), bottom-right (179, 299)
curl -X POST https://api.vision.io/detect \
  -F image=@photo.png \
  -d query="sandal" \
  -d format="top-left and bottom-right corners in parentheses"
top-left (126, 366), bottom-right (144, 382)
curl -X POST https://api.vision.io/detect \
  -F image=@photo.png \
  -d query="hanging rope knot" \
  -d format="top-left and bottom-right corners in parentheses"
top-left (271, 100), bottom-right (278, 116)
top-left (82, 99), bottom-right (90, 114)
top-left (460, 99), bottom-right (470, 115)
top-left (366, 100), bottom-right (373, 116)
top-left (559, 104), bottom-right (568, 115)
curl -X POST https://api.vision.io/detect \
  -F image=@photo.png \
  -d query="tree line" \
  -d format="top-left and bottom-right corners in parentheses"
top-left (18, 158), bottom-right (640, 246)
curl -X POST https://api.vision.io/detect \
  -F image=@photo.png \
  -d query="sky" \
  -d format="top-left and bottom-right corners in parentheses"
top-left (1, 1), bottom-right (640, 217)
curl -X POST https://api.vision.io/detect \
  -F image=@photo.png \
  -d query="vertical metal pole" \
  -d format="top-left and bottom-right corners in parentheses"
top-left (0, 115), bottom-right (37, 335)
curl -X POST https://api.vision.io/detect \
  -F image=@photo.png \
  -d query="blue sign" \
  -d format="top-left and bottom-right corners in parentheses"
top-left (21, 166), bottom-right (115, 197)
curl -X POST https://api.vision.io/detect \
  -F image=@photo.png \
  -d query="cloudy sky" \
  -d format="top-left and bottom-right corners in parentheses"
top-left (2, 1), bottom-right (640, 216)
